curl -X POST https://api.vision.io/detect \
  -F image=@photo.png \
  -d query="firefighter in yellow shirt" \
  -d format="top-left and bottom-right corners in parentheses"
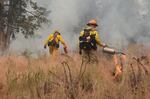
top-left (44, 30), bottom-right (68, 57)
top-left (79, 19), bottom-right (106, 54)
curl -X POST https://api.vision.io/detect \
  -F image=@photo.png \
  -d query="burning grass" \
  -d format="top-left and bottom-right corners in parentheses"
top-left (0, 45), bottom-right (150, 99)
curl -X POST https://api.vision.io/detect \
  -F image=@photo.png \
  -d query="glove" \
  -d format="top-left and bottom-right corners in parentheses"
top-left (64, 46), bottom-right (68, 54)
top-left (44, 45), bottom-right (47, 49)
top-left (79, 50), bottom-right (82, 55)
top-left (102, 43), bottom-right (107, 48)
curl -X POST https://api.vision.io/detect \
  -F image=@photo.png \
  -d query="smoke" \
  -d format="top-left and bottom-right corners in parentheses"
top-left (10, 0), bottom-right (150, 53)
top-left (96, 0), bottom-right (150, 48)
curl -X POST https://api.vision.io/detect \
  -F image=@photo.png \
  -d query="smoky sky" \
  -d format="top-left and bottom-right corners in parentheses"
top-left (10, 0), bottom-right (150, 53)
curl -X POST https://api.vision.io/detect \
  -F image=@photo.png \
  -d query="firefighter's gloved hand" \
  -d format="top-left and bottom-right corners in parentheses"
top-left (79, 50), bottom-right (82, 55)
top-left (64, 46), bottom-right (68, 54)
top-left (44, 45), bottom-right (47, 49)
top-left (102, 43), bottom-right (107, 48)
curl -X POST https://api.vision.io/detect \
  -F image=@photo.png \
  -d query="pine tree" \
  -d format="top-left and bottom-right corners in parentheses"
top-left (0, 0), bottom-right (50, 51)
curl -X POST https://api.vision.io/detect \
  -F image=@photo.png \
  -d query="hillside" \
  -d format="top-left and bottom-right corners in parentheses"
top-left (0, 45), bottom-right (149, 99)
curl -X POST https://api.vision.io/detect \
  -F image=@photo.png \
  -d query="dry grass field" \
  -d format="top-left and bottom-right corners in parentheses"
top-left (0, 45), bottom-right (150, 99)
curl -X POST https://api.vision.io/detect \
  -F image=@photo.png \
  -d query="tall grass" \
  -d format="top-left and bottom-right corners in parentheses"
top-left (0, 48), bottom-right (150, 99)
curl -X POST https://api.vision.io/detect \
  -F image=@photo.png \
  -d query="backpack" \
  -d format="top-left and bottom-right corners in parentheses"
top-left (48, 34), bottom-right (59, 48)
top-left (79, 31), bottom-right (97, 51)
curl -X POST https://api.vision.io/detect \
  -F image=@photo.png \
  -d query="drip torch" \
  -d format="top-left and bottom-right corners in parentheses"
top-left (103, 47), bottom-right (125, 55)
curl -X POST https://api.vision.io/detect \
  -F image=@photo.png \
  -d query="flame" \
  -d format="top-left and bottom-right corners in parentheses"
top-left (113, 54), bottom-right (126, 78)
top-left (113, 54), bottom-right (118, 66)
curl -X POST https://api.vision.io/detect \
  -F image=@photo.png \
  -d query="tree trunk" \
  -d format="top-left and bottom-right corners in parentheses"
top-left (0, 0), bottom-right (10, 52)
top-left (0, 31), bottom-right (9, 51)
top-left (0, 20), bottom-right (11, 51)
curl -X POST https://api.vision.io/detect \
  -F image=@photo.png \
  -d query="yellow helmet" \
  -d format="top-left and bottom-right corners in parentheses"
top-left (87, 19), bottom-right (98, 26)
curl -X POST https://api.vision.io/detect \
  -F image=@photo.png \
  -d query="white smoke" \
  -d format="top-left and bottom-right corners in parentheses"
top-left (95, 0), bottom-right (150, 49)
top-left (10, 0), bottom-right (150, 53)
